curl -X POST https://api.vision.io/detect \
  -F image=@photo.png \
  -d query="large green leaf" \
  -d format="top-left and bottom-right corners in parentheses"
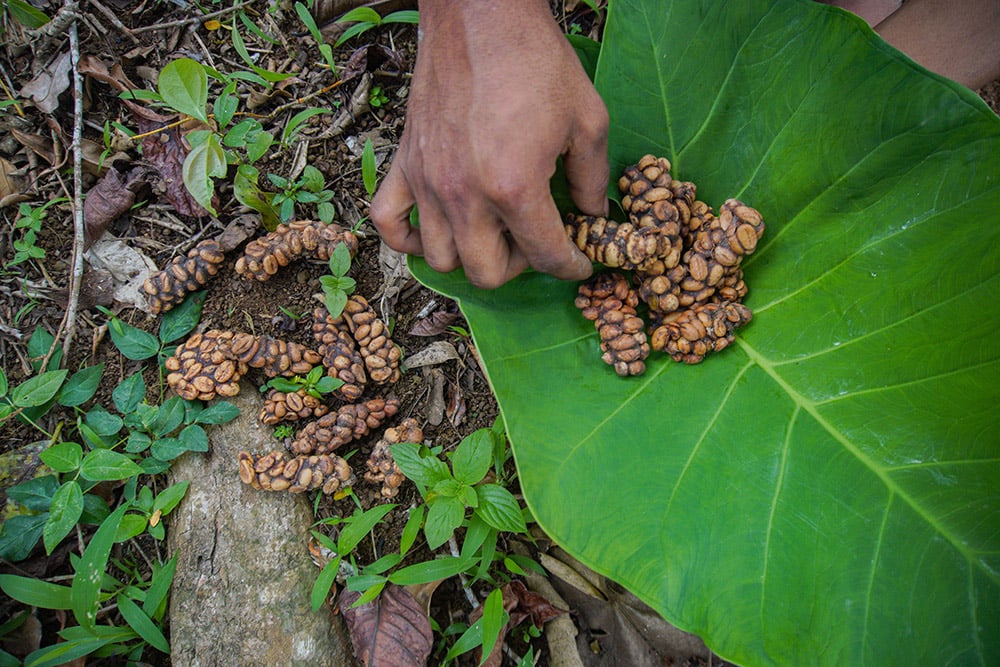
top-left (409, 0), bottom-right (1000, 664)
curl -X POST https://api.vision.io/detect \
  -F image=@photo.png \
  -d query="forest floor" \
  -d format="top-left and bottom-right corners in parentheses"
top-left (1, 0), bottom-right (997, 665)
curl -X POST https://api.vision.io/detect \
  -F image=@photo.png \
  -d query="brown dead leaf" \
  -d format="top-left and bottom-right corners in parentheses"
top-left (408, 309), bottom-right (463, 337)
top-left (137, 118), bottom-right (212, 217)
top-left (446, 381), bottom-right (467, 427)
top-left (339, 584), bottom-right (432, 667)
top-left (0, 157), bottom-right (28, 207)
top-left (83, 167), bottom-right (147, 248)
top-left (20, 51), bottom-right (72, 114)
top-left (10, 129), bottom-right (55, 164)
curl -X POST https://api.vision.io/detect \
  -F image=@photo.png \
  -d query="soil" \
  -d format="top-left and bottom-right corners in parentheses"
top-left (0, 1), bottom-right (997, 665)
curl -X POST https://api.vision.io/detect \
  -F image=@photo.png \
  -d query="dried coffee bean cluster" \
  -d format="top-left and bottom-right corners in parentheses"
top-left (165, 330), bottom-right (321, 400)
top-left (260, 388), bottom-right (330, 425)
top-left (143, 239), bottom-right (226, 314)
top-left (164, 330), bottom-right (246, 401)
top-left (290, 398), bottom-right (399, 455)
top-left (574, 273), bottom-right (650, 377)
top-left (567, 155), bottom-right (765, 372)
top-left (364, 418), bottom-right (423, 499)
top-left (238, 449), bottom-right (354, 494)
top-left (234, 219), bottom-right (358, 282)
top-left (337, 296), bottom-right (402, 385)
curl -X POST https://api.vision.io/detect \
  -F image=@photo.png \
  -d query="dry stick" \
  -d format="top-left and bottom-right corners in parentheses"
top-left (60, 18), bottom-right (87, 363)
top-left (129, 0), bottom-right (252, 33)
top-left (87, 0), bottom-right (140, 43)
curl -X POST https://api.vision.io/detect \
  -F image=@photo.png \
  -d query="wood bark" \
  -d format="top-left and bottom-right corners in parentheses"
top-left (167, 384), bottom-right (351, 666)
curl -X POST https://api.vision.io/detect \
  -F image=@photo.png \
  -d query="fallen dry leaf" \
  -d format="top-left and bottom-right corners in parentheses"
top-left (83, 166), bottom-right (147, 248)
top-left (84, 235), bottom-right (158, 312)
top-left (0, 157), bottom-right (28, 208)
top-left (137, 119), bottom-right (213, 218)
top-left (408, 309), bottom-right (463, 337)
top-left (20, 51), bottom-right (72, 114)
top-left (404, 341), bottom-right (460, 369)
top-left (339, 584), bottom-right (432, 667)
top-left (10, 128), bottom-right (55, 164)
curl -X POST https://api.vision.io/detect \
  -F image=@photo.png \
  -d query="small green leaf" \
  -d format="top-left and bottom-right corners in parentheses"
top-left (334, 21), bottom-right (376, 47)
top-left (7, 475), bottom-right (59, 511)
top-left (43, 482), bottom-right (83, 554)
top-left (39, 441), bottom-right (83, 472)
top-left (399, 505), bottom-right (424, 556)
top-left (157, 58), bottom-right (208, 122)
top-left (26, 327), bottom-right (60, 372)
top-left (336, 6), bottom-right (382, 24)
top-left (71, 503), bottom-right (128, 628)
top-left (6, 0), bottom-right (50, 28)
top-left (182, 135), bottom-right (226, 216)
top-left (328, 239), bottom-right (352, 276)
top-left (310, 556), bottom-right (341, 612)
top-left (106, 318), bottom-right (159, 360)
top-left (10, 370), bottom-right (68, 408)
top-left (178, 424), bottom-right (209, 453)
top-left (84, 405), bottom-right (123, 437)
top-left (80, 449), bottom-right (142, 482)
top-left (112, 373), bottom-right (146, 414)
top-left (388, 556), bottom-right (477, 586)
top-left (150, 437), bottom-right (186, 461)
top-left (125, 431), bottom-right (152, 453)
top-left (213, 83), bottom-right (238, 128)
top-left (451, 428), bottom-right (493, 486)
top-left (152, 396), bottom-right (186, 436)
top-left (479, 588), bottom-right (506, 665)
top-left (143, 554), bottom-right (177, 619)
top-left (337, 504), bottom-right (396, 553)
top-left (424, 496), bottom-right (466, 550)
top-left (474, 485), bottom-right (526, 534)
top-left (361, 138), bottom-right (377, 196)
top-left (281, 107), bottom-right (330, 145)
top-left (0, 514), bottom-right (47, 561)
top-left (323, 289), bottom-right (348, 320)
top-left (159, 291), bottom-right (204, 343)
top-left (115, 514), bottom-right (147, 542)
top-left (301, 165), bottom-right (325, 192)
top-left (0, 574), bottom-right (72, 609)
top-left (391, 443), bottom-right (451, 488)
top-left (57, 364), bottom-right (104, 407)
top-left (0, 368), bottom-right (8, 397)
top-left (382, 9), bottom-right (418, 24)
top-left (117, 594), bottom-right (170, 652)
top-left (194, 401), bottom-right (240, 425)
top-left (152, 480), bottom-right (190, 516)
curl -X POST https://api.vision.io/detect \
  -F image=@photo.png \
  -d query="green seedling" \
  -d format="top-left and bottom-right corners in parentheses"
top-left (331, 6), bottom-right (419, 47)
top-left (6, 199), bottom-right (66, 268)
top-left (261, 364), bottom-right (344, 399)
top-left (320, 242), bottom-right (356, 318)
top-left (268, 165), bottom-right (336, 224)
top-left (368, 84), bottom-right (389, 108)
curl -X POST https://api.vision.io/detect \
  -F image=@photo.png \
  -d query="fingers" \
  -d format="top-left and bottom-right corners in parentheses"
top-left (563, 95), bottom-right (611, 218)
top-left (500, 186), bottom-right (594, 283)
top-left (370, 160), bottom-right (423, 256)
top-left (450, 209), bottom-right (530, 289)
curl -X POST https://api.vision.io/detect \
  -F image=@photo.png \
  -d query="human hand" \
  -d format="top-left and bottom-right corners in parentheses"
top-left (370, 0), bottom-right (609, 289)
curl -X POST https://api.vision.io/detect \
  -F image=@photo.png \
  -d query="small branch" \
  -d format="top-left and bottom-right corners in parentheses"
top-left (87, 0), bottom-right (140, 43)
top-left (61, 17), bottom-right (86, 363)
top-left (130, 1), bottom-right (252, 34)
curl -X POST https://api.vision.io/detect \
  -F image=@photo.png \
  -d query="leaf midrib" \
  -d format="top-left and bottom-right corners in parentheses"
top-left (738, 338), bottom-right (999, 586)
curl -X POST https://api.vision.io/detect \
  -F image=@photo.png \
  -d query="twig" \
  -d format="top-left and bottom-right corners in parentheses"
top-left (129, 0), bottom-right (252, 34)
top-left (448, 534), bottom-right (479, 609)
top-left (87, 0), bottom-right (140, 43)
top-left (61, 17), bottom-right (86, 363)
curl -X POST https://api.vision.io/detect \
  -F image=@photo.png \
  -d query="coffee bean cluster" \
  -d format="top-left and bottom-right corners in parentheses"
top-left (234, 219), bottom-right (358, 282)
top-left (364, 418), bottom-right (423, 499)
top-left (260, 388), bottom-right (330, 426)
top-left (238, 449), bottom-right (355, 495)
top-left (143, 239), bottom-right (226, 314)
top-left (567, 155), bottom-right (765, 373)
top-left (289, 398), bottom-right (399, 456)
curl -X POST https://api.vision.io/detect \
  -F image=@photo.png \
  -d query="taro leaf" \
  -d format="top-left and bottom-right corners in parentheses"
top-left (339, 584), bottom-right (432, 667)
top-left (408, 0), bottom-right (1000, 664)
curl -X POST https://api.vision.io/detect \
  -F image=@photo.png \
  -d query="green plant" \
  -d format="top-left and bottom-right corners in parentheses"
top-left (368, 84), bottom-right (388, 108)
top-left (0, 289), bottom-right (238, 665)
top-left (1, 0), bottom-right (49, 28)
top-left (392, 421), bottom-right (527, 552)
top-left (261, 364), bottom-right (344, 399)
top-left (5, 199), bottom-right (66, 268)
top-left (330, 6), bottom-right (419, 47)
top-left (320, 241), bottom-right (356, 317)
top-left (410, 0), bottom-right (1000, 664)
top-left (294, 1), bottom-right (337, 71)
top-left (268, 164), bottom-right (337, 223)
